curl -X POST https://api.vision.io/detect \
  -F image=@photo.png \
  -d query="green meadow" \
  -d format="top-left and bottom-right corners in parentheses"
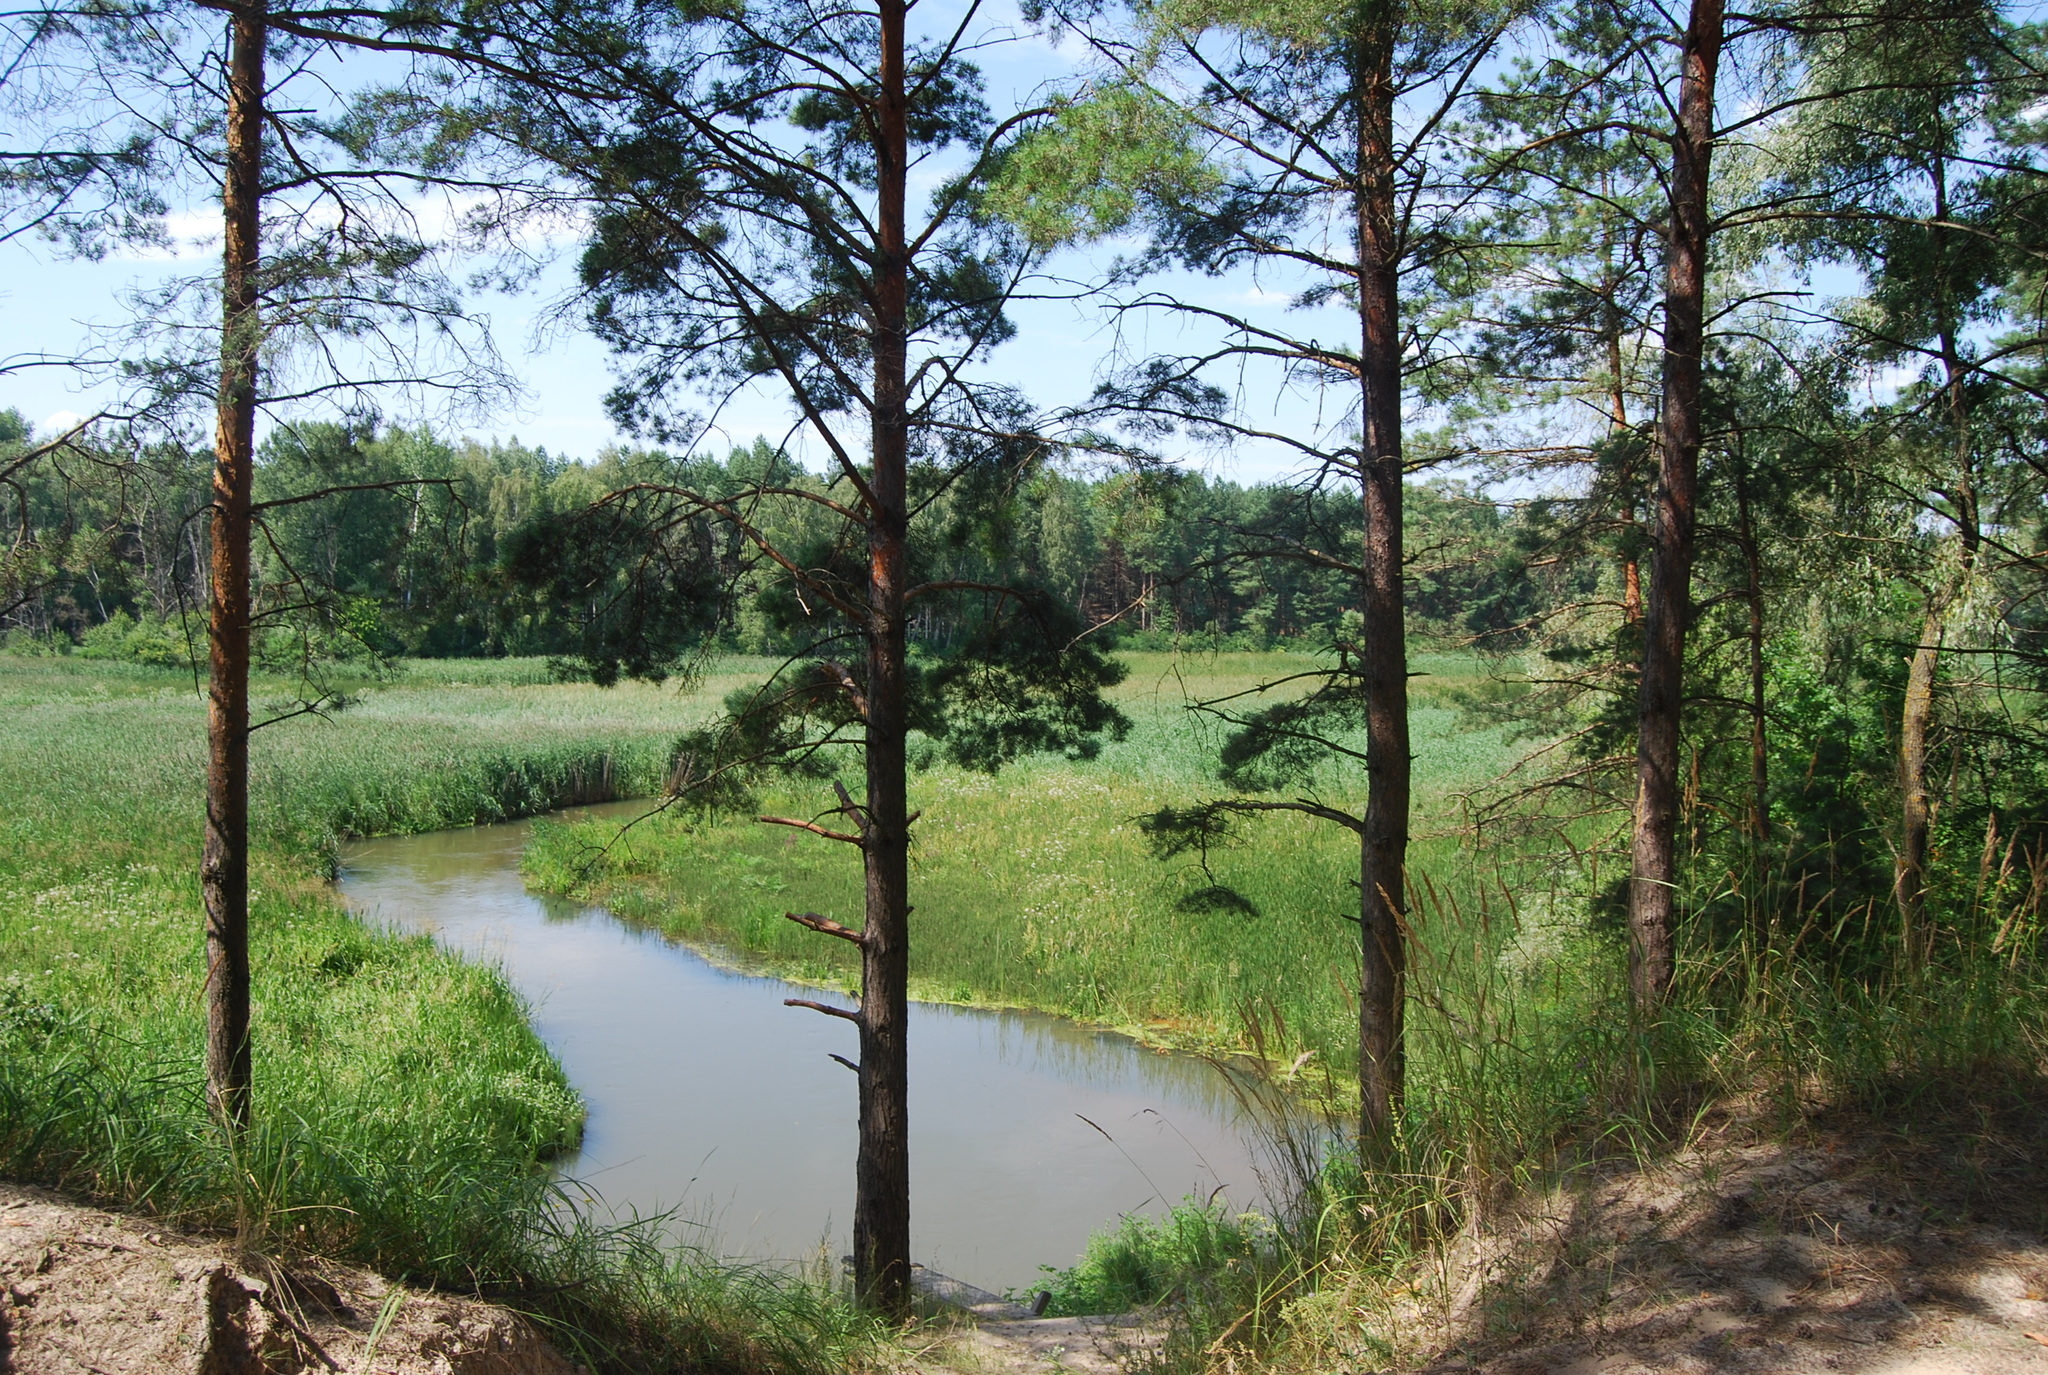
top-left (7, 648), bottom-right (2041, 1371)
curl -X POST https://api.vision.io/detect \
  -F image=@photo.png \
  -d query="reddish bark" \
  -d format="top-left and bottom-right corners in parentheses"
top-left (850, 0), bottom-right (913, 1317)
top-left (1629, 0), bottom-right (1724, 1012)
top-left (204, 0), bottom-right (265, 1132)
top-left (1354, 0), bottom-right (1409, 1148)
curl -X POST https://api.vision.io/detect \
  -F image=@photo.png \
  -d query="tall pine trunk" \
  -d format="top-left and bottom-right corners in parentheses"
top-left (1894, 463), bottom-right (1977, 965)
top-left (1896, 611), bottom-right (1941, 955)
top-left (1608, 333), bottom-right (1644, 625)
top-left (1628, 0), bottom-right (1723, 1013)
top-left (852, 0), bottom-right (913, 1317)
top-left (204, 0), bottom-right (264, 1133)
top-left (1354, 0), bottom-right (1409, 1148)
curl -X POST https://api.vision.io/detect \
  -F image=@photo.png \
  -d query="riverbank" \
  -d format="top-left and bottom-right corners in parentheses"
top-left (17, 1089), bottom-right (2048, 1375)
top-left (0, 654), bottom-right (888, 1375)
top-left (521, 650), bottom-right (1543, 1077)
top-left (339, 807), bottom-right (1272, 1290)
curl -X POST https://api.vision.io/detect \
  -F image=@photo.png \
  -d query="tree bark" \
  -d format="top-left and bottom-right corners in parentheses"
top-left (1735, 454), bottom-right (1768, 855)
top-left (1896, 611), bottom-right (1940, 956)
top-left (1895, 532), bottom-right (1977, 966)
top-left (851, 0), bottom-right (912, 1318)
top-left (204, 0), bottom-right (264, 1134)
top-left (1734, 446), bottom-right (1770, 946)
top-left (1354, 0), bottom-right (1409, 1150)
top-left (1610, 332), bottom-right (1644, 627)
top-left (1893, 164), bottom-right (1978, 968)
top-left (1628, 0), bottom-right (1722, 1013)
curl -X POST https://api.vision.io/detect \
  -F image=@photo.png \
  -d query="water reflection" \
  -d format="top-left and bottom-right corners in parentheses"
top-left (337, 803), bottom-right (1271, 1291)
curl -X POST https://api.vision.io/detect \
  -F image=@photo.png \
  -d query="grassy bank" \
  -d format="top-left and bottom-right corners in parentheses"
top-left (523, 651), bottom-right (1561, 1097)
top-left (0, 654), bottom-right (885, 1373)
top-left (521, 646), bottom-right (2048, 1373)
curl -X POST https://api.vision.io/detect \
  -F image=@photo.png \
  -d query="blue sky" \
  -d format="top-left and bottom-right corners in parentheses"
top-left (0, 2), bottom-right (1354, 484)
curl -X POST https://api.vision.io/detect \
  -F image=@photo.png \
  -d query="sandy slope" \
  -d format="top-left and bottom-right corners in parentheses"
top-left (11, 1094), bottom-right (2048, 1375)
top-left (1415, 1099), bottom-right (2048, 1375)
top-left (0, 1182), bottom-right (578, 1375)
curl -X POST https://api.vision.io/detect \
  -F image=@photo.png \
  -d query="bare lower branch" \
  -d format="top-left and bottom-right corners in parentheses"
top-left (785, 998), bottom-right (863, 1024)
top-left (832, 778), bottom-right (870, 836)
top-left (760, 816), bottom-right (867, 845)
top-left (786, 911), bottom-right (868, 944)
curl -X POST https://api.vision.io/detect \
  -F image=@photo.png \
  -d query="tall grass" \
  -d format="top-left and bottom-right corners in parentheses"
top-left (1011, 859), bottom-right (2048, 1373)
top-left (0, 653), bottom-right (887, 1375)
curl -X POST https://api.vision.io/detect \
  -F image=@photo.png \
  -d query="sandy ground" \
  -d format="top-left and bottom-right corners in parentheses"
top-left (928, 1095), bottom-right (2048, 1375)
top-left (910, 1266), bottom-right (1167, 1375)
top-left (1414, 1096), bottom-right (2048, 1375)
top-left (0, 1182), bottom-right (578, 1375)
top-left (941, 1313), bottom-right (1166, 1375)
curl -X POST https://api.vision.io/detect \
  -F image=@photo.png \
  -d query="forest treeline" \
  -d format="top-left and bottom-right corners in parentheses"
top-left (0, 416), bottom-right (1528, 660)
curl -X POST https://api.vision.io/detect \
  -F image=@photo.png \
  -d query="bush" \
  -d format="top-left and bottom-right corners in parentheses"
top-left (75, 611), bottom-right (203, 668)
top-left (1026, 1196), bottom-right (1278, 1317)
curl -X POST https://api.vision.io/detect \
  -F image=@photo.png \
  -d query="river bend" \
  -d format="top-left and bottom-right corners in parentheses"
top-left (338, 803), bottom-right (1267, 1291)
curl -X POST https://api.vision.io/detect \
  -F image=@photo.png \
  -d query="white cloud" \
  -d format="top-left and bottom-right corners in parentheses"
top-left (38, 409), bottom-right (84, 436)
top-left (109, 207), bottom-right (220, 263)
top-left (108, 188), bottom-right (585, 266)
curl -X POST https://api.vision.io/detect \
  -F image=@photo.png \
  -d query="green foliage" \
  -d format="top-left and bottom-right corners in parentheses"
top-left (499, 493), bottom-right (729, 687)
top-left (1027, 1196), bottom-right (1276, 1317)
top-left (921, 592), bottom-right (1132, 769)
top-left (8, 412), bottom-right (1529, 674)
top-left (983, 87), bottom-right (1217, 249)
top-left (75, 610), bottom-right (202, 667)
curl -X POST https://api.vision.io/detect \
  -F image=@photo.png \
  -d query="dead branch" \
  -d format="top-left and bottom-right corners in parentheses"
top-left (785, 911), bottom-right (868, 944)
top-left (785, 998), bottom-right (863, 1024)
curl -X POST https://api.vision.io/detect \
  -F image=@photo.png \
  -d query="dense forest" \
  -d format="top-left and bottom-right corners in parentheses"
top-left (0, 418), bottom-right (1527, 657)
top-left (4, 0), bottom-right (2048, 1361)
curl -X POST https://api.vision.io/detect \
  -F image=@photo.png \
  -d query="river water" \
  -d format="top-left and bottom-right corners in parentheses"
top-left (336, 803), bottom-right (1271, 1292)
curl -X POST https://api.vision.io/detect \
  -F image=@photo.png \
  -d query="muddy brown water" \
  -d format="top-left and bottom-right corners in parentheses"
top-left (337, 803), bottom-right (1273, 1292)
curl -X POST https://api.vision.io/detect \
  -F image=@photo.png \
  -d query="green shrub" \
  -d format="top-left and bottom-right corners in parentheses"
top-left (75, 611), bottom-right (203, 668)
top-left (1028, 1196), bottom-right (1278, 1316)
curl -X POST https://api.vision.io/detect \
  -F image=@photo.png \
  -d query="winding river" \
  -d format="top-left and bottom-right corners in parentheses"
top-left (337, 802), bottom-right (1270, 1292)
